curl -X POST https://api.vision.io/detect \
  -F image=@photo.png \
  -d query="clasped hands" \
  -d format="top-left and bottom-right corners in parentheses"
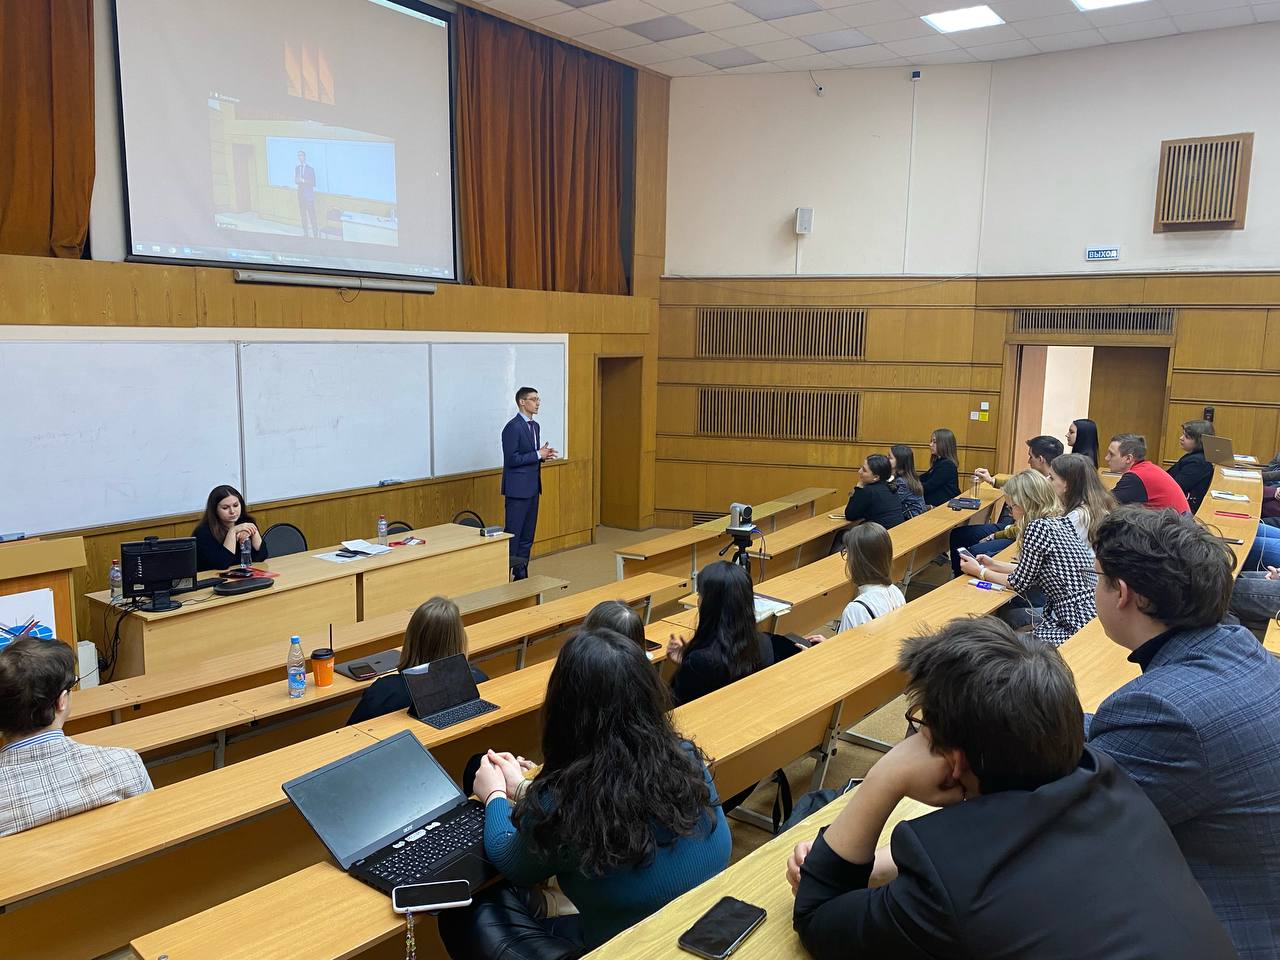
top-left (473, 748), bottom-right (538, 803)
top-left (538, 443), bottom-right (559, 461)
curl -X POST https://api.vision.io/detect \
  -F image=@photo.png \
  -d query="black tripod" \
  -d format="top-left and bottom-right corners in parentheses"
top-left (718, 528), bottom-right (756, 581)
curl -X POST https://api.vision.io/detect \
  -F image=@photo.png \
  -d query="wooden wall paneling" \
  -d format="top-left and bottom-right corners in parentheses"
top-left (657, 306), bottom-right (696, 356)
top-left (1172, 309), bottom-right (1267, 370)
top-left (971, 309), bottom-right (1007, 364)
top-left (659, 277), bottom-right (978, 308)
top-left (632, 72), bottom-right (670, 301)
top-left (1088, 347), bottom-right (1170, 463)
top-left (659, 357), bottom-right (979, 391)
top-left (656, 384), bottom-right (699, 435)
top-left (1170, 371), bottom-right (1280, 406)
top-left (0, 255), bottom-right (197, 327)
top-left (864, 310), bottom-right (975, 363)
top-left (599, 356), bottom-right (645, 528)
top-left (995, 342), bottom-right (1020, 472)
top-left (195, 268), bottom-right (405, 330)
top-left (975, 275), bottom-right (1148, 308)
top-left (1262, 308), bottom-right (1280, 371)
top-left (1141, 273), bottom-right (1280, 306)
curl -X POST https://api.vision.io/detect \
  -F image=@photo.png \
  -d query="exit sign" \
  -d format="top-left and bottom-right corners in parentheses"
top-left (1086, 246), bottom-right (1120, 262)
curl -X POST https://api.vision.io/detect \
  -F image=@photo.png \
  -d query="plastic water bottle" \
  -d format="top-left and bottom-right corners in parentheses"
top-left (108, 560), bottom-right (122, 600)
top-left (239, 536), bottom-right (253, 570)
top-left (377, 514), bottom-right (389, 547)
top-left (287, 635), bottom-right (306, 698)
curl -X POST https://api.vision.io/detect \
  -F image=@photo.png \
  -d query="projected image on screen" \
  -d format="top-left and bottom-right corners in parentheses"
top-left (115, 0), bottom-right (454, 280)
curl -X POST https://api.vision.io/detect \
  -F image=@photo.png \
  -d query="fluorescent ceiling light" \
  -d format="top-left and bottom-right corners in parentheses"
top-left (1069, 0), bottom-right (1148, 10)
top-left (922, 4), bottom-right (1004, 31)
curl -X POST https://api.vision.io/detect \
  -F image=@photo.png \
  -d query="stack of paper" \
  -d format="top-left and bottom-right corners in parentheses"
top-left (1234, 454), bottom-right (1259, 464)
top-left (341, 539), bottom-right (392, 556)
top-left (1210, 490), bottom-right (1250, 502)
top-left (1223, 468), bottom-right (1262, 480)
top-left (753, 593), bottom-right (792, 622)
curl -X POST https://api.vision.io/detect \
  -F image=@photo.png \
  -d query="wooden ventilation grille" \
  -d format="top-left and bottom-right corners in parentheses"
top-left (698, 386), bottom-right (859, 442)
top-left (1154, 133), bottom-right (1253, 232)
top-left (1015, 307), bottom-right (1174, 336)
top-left (697, 307), bottom-right (866, 360)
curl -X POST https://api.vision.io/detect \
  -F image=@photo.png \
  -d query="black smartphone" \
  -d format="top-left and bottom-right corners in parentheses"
top-left (348, 662), bottom-right (377, 681)
top-left (644, 637), bottom-right (662, 652)
top-left (391, 880), bottom-right (471, 914)
top-left (677, 897), bottom-right (766, 959)
top-left (785, 632), bottom-right (814, 649)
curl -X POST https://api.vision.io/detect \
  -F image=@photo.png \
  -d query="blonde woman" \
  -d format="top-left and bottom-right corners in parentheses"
top-left (346, 596), bottom-right (487, 724)
top-left (959, 470), bottom-right (1097, 646)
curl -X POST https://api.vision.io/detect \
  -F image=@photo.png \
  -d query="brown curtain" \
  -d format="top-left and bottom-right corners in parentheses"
top-left (456, 7), bottom-right (628, 295)
top-left (0, 0), bottom-right (95, 258)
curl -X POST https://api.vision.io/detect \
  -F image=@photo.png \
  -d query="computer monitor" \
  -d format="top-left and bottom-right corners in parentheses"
top-left (120, 536), bottom-right (198, 612)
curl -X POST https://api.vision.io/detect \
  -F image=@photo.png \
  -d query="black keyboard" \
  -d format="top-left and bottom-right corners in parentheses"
top-left (421, 699), bottom-right (499, 730)
top-left (364, 804), bottom-right (485, 885)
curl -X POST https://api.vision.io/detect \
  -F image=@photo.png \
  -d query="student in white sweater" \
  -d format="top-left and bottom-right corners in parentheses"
top-left (836, 522), bottom-right (906, 631)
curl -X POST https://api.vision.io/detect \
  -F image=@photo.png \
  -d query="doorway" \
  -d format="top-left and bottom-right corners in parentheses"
top-left (597, 356), bottom-right (644, 529)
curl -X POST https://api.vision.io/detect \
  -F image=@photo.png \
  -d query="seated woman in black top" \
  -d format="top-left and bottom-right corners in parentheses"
top-left (666, 561), bottom-right (772, 708)
top-left (346, 596), bottom-right (488, 725)
top-left (192, 485), bottom-right (268, 571)
top-left (786, 616), bottom-right (1235, 960)
top-left (1066, 417), bottom-right (1100, 467)
top-left (1168, 418), bottom-right (1216, 513)
top-left (844, 454), bottom-right (905, 530)
top-left (919, 428), bottom-right (961, 507)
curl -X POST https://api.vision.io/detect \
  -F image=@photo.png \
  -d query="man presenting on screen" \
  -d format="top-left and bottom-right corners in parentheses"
top-left (295, 150), bottom-right (318, 238)
top-left (502, 387), bottom-right (557, 581)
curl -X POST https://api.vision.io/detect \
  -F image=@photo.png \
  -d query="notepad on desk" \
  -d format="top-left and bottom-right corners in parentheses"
top-left (1234, 454), bottom-right (1259, 463)
top-left (1210, 490), bottom-right (1250, 502)
top-left (1222, 468), bottom-right (1262, 480)
top-left (341, 539), bottom-right (393, 556)
top-left (753, 593), bottom-right (792, 622)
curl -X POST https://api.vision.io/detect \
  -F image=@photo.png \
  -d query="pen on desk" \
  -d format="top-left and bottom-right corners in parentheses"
top-left (1214, 511), bottom-right (1250, 519)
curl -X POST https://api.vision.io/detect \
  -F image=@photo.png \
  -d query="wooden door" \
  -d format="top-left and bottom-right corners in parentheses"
top-left (1088, 347), bottom-right (1170, 463)
top-left (598, 357), bottom-right (644, 528)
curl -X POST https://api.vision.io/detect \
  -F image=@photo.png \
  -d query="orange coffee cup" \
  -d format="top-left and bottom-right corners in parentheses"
top-left (310, 648), bottom-right (335, 687)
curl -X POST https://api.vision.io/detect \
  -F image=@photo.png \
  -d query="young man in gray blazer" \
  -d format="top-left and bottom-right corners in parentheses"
top-left (1090, 506), bottom-right (1280, 960)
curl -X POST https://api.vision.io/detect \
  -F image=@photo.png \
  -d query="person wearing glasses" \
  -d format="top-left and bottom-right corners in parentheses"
top-left (785, 616), bottom-right (1236, 959)
top-left (0, 638), bottom-right (152, 836)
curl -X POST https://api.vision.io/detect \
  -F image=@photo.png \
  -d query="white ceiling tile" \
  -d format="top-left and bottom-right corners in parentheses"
top-left (851, 54), bottom-right (910, 64)
top-left (1157, 0), bottom-right (1246, 13)
top-left (772, 50), bottom-right (846, 67)
top-left (967, 36), bottom-right (1040, 56)
top-left (536, 9), bottom-right (612, 33)
top-left (885, 32), bottom-right (960, 50)
top-left (804, 26), bottom-right (877, 46)
top-left (723, 59), bottom-right (785, 69)
top-left (1097, 15), bottom-right (1177, 38)
top-left (987, 0), bottom-right (1076, 20)
top-left (811, 0), bottom-right (867, 8)
top-left (862, 16), bottom-right (938, 37)
top-left (745, 35), bottom-right (822, 54)
top-left (629, 13), bottom-right (705, 37)
top-left (1028, 25), bottom-right (1106, 47)
top-left (694, 45), bottom-right (766, 64)
top-left (827, 40), bottom-right (909, 59)
top-left (577, 24), bottom-right (654, 47)
top-left (831, 0), bottom-right (916, 25)
top-left (650, 54), bottom-right (721, 72)
top-left (905, 46), bottom-right (980, 59)
top-left (681, 2), bottom-right (763, 28)
top-left (588, 0), bottom-right (670, 24)
top-left (661, 30), bottom-right (735, 50)
top-left (1253, 0), bottom-right (1280, 20)
top-left (1173, 6), bottom-right (1256, 28)
top-left (948, 23), bottom-right (1024, 45)
top-left (714, 18), bottom-right (792, 40)
top-left (616, 38), bottom-right (688, 60)
top-left (769, 9), bottom-right (851, 32)
top-left (486, 0), bottom-right (575, 19)
top-left (733, 0), bottom-right (825, 18)
top-left (646, 0), bottom-right (724, 11)
top-left (1084, 1), bottom-right (1165, 27)
top-left (1010, 11), bottom-right (1093, 35)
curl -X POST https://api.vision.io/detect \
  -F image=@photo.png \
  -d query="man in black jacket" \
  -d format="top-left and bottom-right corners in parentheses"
top-left (787, 616), bottom-right (1234, 960)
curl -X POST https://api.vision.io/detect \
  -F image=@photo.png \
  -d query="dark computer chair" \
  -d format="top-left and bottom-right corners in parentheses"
top-left (263, 522), bottom-right (308, 558)
top-left (386, 520), bottom-right (413, 535)
top-left (451, 510), bottom-right (486, 529)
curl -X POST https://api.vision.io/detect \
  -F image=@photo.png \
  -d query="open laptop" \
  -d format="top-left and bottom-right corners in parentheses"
top-left (404, 654), bottom-right (499, 730)
top-left (1202, 434), bottom-right (1236, 466)
top-left (283, 730), bottom-right (496, 894)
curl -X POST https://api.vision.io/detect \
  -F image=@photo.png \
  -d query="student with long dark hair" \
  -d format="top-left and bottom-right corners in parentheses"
top-left (1168, 418), bottom-right (1216, 512)
top-left (192, 484), bottom-right (268, 570)
top-left (1067, 418), bottom-right (1100, 467)
top-left (580, 600), bottom-right (646, 650)
top-left (439, 629), bottom-right (731, 958)
top-left (843, 454), bottom-right (905, 530)
top-left (888, 444), bottom-right (926, 520)
top-left (346, 596), bottom-right (488, 725)
top-left (920, 428), bottom-right (960, 507)
top-left (667, 561), bottom-right (772, 707)
top-left (1049, 453), bottom-right (1115, 552)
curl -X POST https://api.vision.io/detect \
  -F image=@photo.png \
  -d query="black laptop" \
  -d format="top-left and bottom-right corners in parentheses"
top-left (283, 730), bottom-right (496, 893)
top-left (403, 654), bottom-right (499, 730)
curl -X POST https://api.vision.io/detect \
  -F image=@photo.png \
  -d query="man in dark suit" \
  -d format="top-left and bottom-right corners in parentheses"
top-left (1089, 506), bottom-right (1280, 960)
top-left (501, 386), bottom-right (556, 581)
top-left (786, 616), bottom-right (1235, 959)
top-left (294, 150), bottom-right (318, 238)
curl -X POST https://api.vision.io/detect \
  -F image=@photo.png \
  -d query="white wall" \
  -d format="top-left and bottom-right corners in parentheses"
top-left (1040, 347), bottom-right (1093, 440)
top-left (665, 22), bottom-right (1280, 277)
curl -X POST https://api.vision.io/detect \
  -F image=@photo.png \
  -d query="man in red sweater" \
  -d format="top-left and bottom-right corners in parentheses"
top-left (1105, 433), bottom-right (1191, 512)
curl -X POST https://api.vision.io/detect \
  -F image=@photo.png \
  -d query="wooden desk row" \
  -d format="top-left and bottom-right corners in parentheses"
top-left (85, 522), bottom-right (513, 678)
top-left (125, 565), bottom-right (1016, 960)
top-left (614, 487), bottom-right (836, 581)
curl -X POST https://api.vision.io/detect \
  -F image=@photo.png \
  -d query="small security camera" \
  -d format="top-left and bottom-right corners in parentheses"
top-left (815, 84), bottom-right (825, 96)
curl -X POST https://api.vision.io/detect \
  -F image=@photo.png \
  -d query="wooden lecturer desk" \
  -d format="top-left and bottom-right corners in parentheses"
top-left (86, 524), bottom-right (509, 678)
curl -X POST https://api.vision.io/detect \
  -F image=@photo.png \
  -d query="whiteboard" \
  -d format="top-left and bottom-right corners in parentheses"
top-left (0, 341), bottom-right (241, 534)
top-left (239, 342), bottom-right (433, 503)
top-left (430, 342), bottom-right (567, 476)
